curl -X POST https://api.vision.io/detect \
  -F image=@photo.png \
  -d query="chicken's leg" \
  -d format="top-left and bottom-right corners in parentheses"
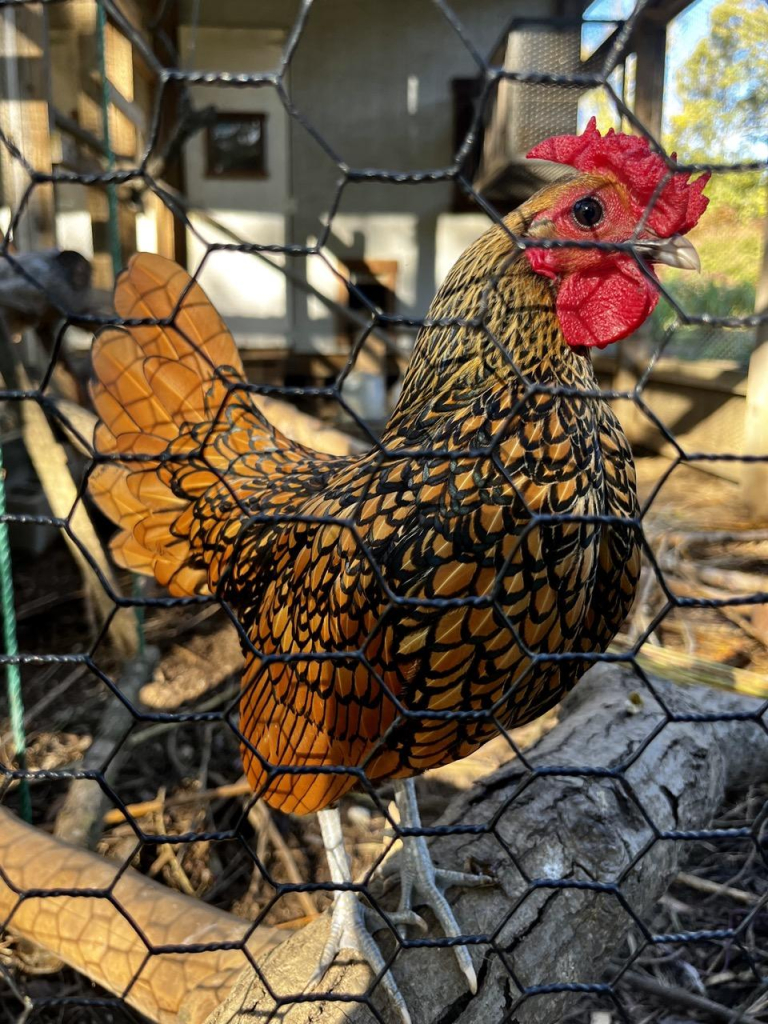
top-left (312, 806), bottom-right (412, 1024)
top-left (386, 778), bottom-right (492, 993)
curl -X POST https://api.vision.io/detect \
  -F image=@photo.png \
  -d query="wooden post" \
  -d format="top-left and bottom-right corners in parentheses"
top-left (633, 18), bottom-right (667, 142)
top-left (609, 17), bottom-right (667, 422)
top-left (742, 202), bottom-right (768, 520)
top-left (0, 5), bottom-right (56, 250)
top-left (149, 0), bottom-right (186, 265)
top-left (68, 0), bottom-right (114, 289)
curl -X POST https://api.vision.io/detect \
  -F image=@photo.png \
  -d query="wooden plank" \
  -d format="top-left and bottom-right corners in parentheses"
top-left (742, 189), bottom-right (768, 519)
top-left (72, 0), bottom-right (117, 289)
top-left (585, 0), bottom-right (695, 72)
top-left (643, 0), bottom-right (698, 24)
top-left (148, 0), bottom-right (185, 264)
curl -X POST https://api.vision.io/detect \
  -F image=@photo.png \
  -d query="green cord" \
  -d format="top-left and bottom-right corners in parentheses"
top-left (0, 446), bottom-right (31, 821)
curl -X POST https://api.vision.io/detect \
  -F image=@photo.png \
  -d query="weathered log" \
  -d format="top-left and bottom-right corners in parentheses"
top-left (1, 665), bottom-right (765, 1024)
top-left (201, 664), bottom-right (768, 1024)
top-left (0, 250), bottom-right (93, 332)
top-left (0, 808), bottom-right (282, 1024)
top-left (11, 359), bottom-right (140, 658)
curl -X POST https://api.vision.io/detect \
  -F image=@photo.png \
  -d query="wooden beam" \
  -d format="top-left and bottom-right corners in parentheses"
top-left (643, 0), bottom-right (698, 24)
top-left (70, 1), bottom-right (115, 289)
top-left (633, 18), bottom-right (667, 140)
top-left (107, 80), bottom-right (145, 135)
top-left (147, 0), bottom-right (185, 265)
top-left (742, 192), bottom-right (768, 520)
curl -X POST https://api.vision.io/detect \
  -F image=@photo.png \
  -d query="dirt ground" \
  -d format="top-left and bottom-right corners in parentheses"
top-left (0, 455), bottom-right (766, 1023)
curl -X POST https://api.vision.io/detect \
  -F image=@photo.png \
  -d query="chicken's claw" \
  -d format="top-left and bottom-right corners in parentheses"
top-left (376, 778), bottom-right (494, 995)
top-left (308, 886), bottom-right (412, 1024)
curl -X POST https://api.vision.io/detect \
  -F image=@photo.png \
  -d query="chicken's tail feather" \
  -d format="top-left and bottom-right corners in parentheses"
top-left (89, 253), bottom-right (275, 597)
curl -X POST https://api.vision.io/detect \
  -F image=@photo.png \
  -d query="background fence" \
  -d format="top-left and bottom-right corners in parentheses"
top-left (0, 1), bottom-right (767, 1022)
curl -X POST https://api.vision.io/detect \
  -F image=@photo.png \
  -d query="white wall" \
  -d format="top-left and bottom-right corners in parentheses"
top-left (177, 0), bottom-right (560, 356)
top-left (179, 27), bottom-right (293, 350)
top-left (54, 183), bottom-right (94, 259)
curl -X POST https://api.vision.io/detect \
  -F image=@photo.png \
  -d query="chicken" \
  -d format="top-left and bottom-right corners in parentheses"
top-left (88, 119), bottom-right (709, 1021)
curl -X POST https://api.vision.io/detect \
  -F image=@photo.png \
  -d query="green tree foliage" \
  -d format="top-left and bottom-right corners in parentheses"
top-left (665, 0), bottom-right (768, 223)
top-left (650, 0), bottom-right (767, 359)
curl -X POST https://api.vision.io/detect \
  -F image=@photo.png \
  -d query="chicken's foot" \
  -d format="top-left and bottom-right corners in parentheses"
top-left (310, 784), bottom-right (491, 1022)
top-left (381, 777), bottom-right (492, 995)
top-left (311, 805), bottom-right (412, 1024)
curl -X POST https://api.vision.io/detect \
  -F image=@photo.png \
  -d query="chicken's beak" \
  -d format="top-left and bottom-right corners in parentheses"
top-left (634, 234), bottom-right (701, 273)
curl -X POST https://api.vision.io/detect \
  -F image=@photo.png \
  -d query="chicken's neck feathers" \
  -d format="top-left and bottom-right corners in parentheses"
top-left (386, 216), bottom-right (596, 441)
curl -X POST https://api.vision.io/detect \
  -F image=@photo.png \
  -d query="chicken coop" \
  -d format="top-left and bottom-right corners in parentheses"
top-left (0, 1), bottom-right (767, 1023)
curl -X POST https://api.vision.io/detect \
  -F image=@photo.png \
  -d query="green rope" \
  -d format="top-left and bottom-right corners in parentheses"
top-left (0, 446), bottom-right (30, 821)
top-left (97, 3), bottom-right (145, 652)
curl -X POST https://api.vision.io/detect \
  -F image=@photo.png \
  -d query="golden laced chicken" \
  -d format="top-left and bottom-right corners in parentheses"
top-left (88, 120), bottom-right (709, 1022)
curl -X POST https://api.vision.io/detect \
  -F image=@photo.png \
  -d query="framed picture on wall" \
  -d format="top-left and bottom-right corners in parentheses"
top-left (205, 113), bottom-right (268, 179)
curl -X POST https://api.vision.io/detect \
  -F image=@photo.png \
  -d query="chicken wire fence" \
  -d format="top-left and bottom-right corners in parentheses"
top-left (0, 1), bottom-right (766, 1023)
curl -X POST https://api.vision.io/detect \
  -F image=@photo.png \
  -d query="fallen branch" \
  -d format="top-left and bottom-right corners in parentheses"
top-left (610, 639), bottom-right (768, 700)
top-left (646, 528), bottom-right (768, 551)
top-left (0, 808), bottom-right (282, 1024)
top-left (684, 564), bottom-right (768, 596)
top-left (103, 777), bottom-right (252, 826)
top-left (675, 870), bottom-right (761, 907)
top-left (54, 646), bottom-right (159, 849)
top-left (248, 800), bottom-right (319, 921)
top-left (623, 970), bottom-right (765, 1024)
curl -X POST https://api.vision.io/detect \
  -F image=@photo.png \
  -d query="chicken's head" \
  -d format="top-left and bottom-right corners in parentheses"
top-left (520, 117), bottom-right (710, 349)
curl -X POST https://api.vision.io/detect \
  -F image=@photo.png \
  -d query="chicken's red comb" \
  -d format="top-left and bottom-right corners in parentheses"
top-left (527, 116), bottom-right (710, 236)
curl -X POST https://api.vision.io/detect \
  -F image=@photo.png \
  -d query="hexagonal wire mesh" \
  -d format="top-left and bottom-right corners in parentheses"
top-left (0, 0), bottom-right (766, 1023)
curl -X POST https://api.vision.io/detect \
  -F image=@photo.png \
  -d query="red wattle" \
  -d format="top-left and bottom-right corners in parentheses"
top-left (555, 260), bottom-right (660, 349)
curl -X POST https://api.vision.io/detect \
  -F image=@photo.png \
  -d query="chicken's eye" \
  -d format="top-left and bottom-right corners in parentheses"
top-left (572, 196), bottom-right (604, 229)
